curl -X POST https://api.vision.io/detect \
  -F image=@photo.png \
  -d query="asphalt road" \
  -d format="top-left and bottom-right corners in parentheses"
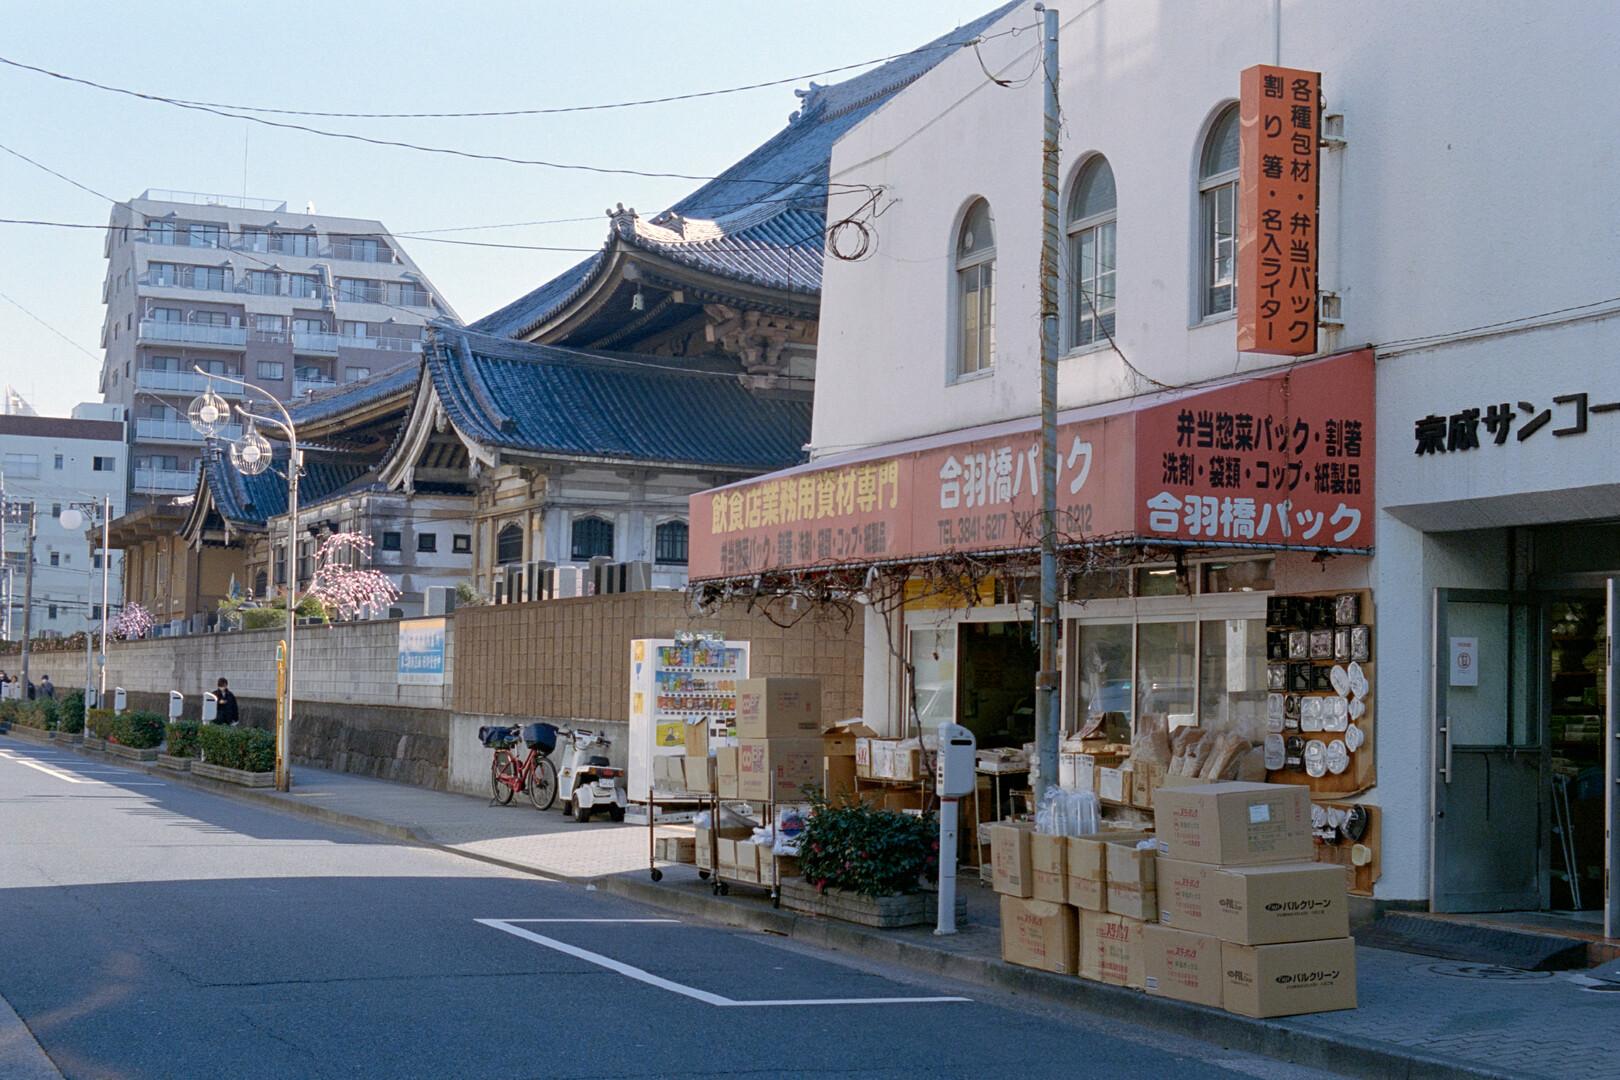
top-left (0, 739), bottom-right (1339, 1080)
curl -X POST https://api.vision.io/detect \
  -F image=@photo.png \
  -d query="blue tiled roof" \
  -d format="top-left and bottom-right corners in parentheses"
top-left (285, 360), bottom-right (421, 427)
top-left (201, 445), bottom-right (371, 529)
top-left (470, 3), bottom-right (1020, 339)
top-left (426, 328), bottom-right (810, 473)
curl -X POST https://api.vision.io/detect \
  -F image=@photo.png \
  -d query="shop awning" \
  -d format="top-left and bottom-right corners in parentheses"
top-left (689, 349), bottom-right (1374, 582)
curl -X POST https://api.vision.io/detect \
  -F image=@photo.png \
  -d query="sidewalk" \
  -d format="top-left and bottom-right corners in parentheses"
top-left (16, 731), bottom-right (1618, 1080)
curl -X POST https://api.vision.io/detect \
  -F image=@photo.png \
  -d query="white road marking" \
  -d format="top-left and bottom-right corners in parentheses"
top-left (478, 918), bottom-right (970, 1007)
top-left (0, 749), bottom-right (96, 783)
top-left (0, 750), bottom-right (163, 787)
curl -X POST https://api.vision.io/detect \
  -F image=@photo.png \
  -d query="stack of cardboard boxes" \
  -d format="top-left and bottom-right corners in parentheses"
top-left (1148, 782), bottom-right (1356, 1018)
top-left (991, 781), bottom-right (1356, 1019)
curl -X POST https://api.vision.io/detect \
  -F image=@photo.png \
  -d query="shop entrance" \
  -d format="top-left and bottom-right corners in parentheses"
top-left (954, 622), bottom-right (1040, 751)
top-left (1431, 586), bottom-right (1618, 935)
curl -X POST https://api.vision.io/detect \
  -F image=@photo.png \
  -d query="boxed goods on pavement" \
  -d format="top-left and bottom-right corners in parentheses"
top-left (1104, 839), bottom-right (1158, 921)
top-left (871, 740), bottom-right (895, 779)
top-left (737, 738), bottom-right (821, 801)
top-left (1142, 925), bottom-right (1223, 1007)
top-left (822, 720), bottom-right (876, 757)
top-left (1066, 830), bottom-right (1155, 912)
top-left (1030, 832), bottom-right (1068, 903)
top-left (715, 746), bottom-right (740, 799)
top-left (890, 738), bottom-right (922, 781)
top-left (1153, 781), bottom-right (1311, 866)
top-left (824, 754), bottom-right (858, 800)
top-left (989, 822), bottom-right (1037, 897)
top-left (695, 827), bottom-right (713, 870)
top-left (1080, 910), bottom-right (1147, 988)
top-left (656, 836), bottom-right (697, 864)
top-left (683, 718), bottom-right (710, 757)
top-left (735, 678), bottom-right (821, 739)
top-left (1155, 859), bottom-right (1347, 944)
top-left (653, 754), bottom-right (685, 790)
top-left (855, 737), bottom-right (873, 777)
top-left (717, 837), bottom-right (740, 876)
top-left (682, 755), bottom-right (715, 793)
top-left (1220, 938), bottom-right (1357, 1018)
top-left (1059, 751), bottom-right (1095, 792)
top-left (1000, 896), bottom-right (1079, 975)
top-left (1097, 765), bottom-right (1129, 804)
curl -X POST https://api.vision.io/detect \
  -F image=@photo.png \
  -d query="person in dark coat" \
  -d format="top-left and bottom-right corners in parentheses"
top-left (39, 675), bottom-right (55, 699)
top-left (215, 678), bottom-right (239, 725)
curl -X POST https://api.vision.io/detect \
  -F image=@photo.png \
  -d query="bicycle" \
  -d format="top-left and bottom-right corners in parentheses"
top-left (480, 723), bottom-right (559, 810)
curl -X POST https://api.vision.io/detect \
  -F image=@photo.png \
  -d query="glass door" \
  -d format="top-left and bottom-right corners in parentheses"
top-left (1431, 589), bottom-right (1545, 912)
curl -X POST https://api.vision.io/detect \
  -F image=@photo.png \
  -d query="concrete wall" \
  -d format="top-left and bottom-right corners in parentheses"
top-left (104, 616), bottom-right (454, 788)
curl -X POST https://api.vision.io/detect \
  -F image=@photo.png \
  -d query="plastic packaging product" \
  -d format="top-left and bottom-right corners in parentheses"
top-left (1035, 787), bottom-right (1102, 837)
top-left (693, 810), bottom-right (713, 829)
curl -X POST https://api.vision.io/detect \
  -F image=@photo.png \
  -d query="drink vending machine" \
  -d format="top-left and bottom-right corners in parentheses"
top-left (627, 636), bottom-right (750, 814)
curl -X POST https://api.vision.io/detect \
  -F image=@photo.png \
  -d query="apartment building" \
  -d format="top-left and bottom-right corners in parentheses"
top-left (98, 190), bottom-right (457, 507)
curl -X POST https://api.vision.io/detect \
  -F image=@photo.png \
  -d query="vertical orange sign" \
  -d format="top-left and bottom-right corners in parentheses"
top-left (1237, 65), bottom-right (1320, 355)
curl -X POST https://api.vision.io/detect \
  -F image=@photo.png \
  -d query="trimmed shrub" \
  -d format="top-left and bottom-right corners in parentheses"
top-left (198, 724), bottom-right (275, 772)
top-left (796, 787), bottom-right (938, 898)
top-left (110, 709), bottom-right (165, 750)
top-left (86, 709), bottom-right (116, 739)
top-left (165, 720), bottom-right (201, 758)
top-left (35, 699), bottom-right (60, 731)
top-left (58, 690), bottom-right (86, 734)
top-left (0, 699), bottom-right (28, 726)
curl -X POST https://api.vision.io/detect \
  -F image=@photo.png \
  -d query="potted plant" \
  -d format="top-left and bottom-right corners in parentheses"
top-left (158, 719), bottom-right (200, 771)
top-left (106, 710), bottom-right (165, 762)
top-left (192, 725), bottom-right (276, 787)
top-left (782, 788), bottom-right (952, 928)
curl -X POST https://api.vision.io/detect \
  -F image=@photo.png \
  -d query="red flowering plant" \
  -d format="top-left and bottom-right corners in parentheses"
top-left (796, 785), bottom-right (938, 898)
top-left (308, 533), bottom-right (399, 620)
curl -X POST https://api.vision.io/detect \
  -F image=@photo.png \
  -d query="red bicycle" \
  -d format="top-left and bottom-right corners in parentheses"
top-left (481, 723), bottom-right (559, 810)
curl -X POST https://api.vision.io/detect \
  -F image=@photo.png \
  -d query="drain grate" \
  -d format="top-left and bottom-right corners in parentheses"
top-left (1424, 962), bottom-right (1554, 981)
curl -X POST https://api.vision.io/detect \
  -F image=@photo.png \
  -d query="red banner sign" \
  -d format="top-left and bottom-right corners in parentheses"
top-left (1237, 65), bottom-right (1321, 356)
top-left (690, 350), bottom-right (1374, 580)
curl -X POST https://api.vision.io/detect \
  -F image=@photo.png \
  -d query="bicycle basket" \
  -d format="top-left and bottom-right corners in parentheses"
top-left (522, 722), bottom-right (558, 753)
top-left (478, 725), bottom-right (518, 749)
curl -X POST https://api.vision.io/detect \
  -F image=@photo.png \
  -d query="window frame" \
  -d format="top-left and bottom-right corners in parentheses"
top-left (952, 199), bottom-right (997, 382)
top-left (1066, 154), bottom-right (1118, 352)
top-left (570, 516), bottom-right (615, 562)
top-left (1196, 103), bottom-right (1242, 322)
top-left (654, 520), bottom-right (690, 566)
top-left (452, 533), bottom-right (472, 555)
top-left (380, 531), bottom-right (402, 552)
top-left (495, 522), bottom-right (524, 565)
top-left (416, 532), bottom-right (438, 553)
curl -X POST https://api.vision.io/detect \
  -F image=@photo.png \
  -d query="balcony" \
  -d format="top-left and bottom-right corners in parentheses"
top-left (132, 467), bottom-right (198, 494)
top-left (293, 377), bottom-right (337, 397)
top-left (134, 369), bottom-right (244, 396)
top-left (137, 320), bottom-right (247, 350)
top-left (135, 418), bottom-right (242, 445)
top-left (139, 189), bottom-right (288, 212)
top-left (344, 336), bottom-right (423, 354)
top-left (292, 331), bottom-right (342, 356)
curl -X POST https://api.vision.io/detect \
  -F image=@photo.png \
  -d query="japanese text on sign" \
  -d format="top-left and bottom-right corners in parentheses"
top-left (1413, 392), bottom-right (1617, 455)
top-left (1238, 65), bottom-right (1320, 356)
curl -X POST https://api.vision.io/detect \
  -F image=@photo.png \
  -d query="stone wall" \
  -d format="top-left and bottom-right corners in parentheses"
top-left (104, 618), bottom-right (454, 789)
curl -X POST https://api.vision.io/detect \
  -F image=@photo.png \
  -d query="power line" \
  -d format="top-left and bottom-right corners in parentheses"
top-left (0, 287), bottom-right (101, 362)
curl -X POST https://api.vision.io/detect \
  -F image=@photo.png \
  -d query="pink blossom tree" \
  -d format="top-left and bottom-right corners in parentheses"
top-left (113, 602), bottom-right (156, 640)
top-left (307, 532), bottom-right (400, 620)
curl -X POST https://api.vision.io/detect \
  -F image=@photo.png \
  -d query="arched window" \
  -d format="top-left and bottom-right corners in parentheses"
top-left (1198, 104), bottom-right (1241, 317)
top-left (495, 522), bottom-right (523, 565)
top-left (571, 516), bottom-right (614, 562)
top-left (1067, 156), bottom-right (1117, 348)
top-left (253, 570), bottom-right (268, 598)
top-left (955, 199), bottom-right (995, 377)
top-left (655, 520), bottom-right (689, 565)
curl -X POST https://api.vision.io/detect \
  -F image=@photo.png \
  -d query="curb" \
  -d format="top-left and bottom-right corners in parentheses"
top-left (593, 874), bottom-right (1538, 1080)
top-left (3, 733), bottom-right (1538, 1080)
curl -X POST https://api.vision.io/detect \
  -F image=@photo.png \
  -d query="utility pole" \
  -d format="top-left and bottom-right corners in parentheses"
top-left (19, 504), bottom-right (35, 692)
top-left (100, 494), bottom-right (110, 706)
top-left (1034, 3), bottom-right (1061, 803)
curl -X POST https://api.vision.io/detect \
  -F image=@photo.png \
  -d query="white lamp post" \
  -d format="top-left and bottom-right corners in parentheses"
top-left (187, 369), bottom-right (301, 792)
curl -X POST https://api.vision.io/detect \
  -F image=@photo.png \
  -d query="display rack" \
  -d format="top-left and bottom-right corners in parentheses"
top-left (645, 780), bottom-right (782, 906)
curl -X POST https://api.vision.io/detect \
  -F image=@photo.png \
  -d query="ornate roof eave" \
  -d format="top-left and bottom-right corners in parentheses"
top-left (516, 238), bottom-right (819, 345)
top-left (377, 373), bottom-right (495, 493)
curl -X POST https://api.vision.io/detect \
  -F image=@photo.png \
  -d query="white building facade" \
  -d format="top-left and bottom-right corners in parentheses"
top-left (0, 407), bottom-right (127, 641)
top-left (690, 0), bottom-right (1620, 925)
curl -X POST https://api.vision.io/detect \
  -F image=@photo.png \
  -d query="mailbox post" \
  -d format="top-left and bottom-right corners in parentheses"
top-left (934, 722), bottom-right (977, 935)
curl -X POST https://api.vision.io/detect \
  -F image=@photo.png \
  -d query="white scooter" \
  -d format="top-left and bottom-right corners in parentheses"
top-left (555, 726), bottom-right (628, 822)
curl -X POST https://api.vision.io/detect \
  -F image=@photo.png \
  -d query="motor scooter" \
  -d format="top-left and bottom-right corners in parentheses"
top-left (555, 726), bottom-right (627, 822)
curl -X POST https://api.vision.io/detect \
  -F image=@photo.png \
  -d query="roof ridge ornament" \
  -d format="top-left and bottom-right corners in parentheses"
top-left (789, 82), bottom-right (825, 124)
top-left (606, 203), bottom-right (638, 240)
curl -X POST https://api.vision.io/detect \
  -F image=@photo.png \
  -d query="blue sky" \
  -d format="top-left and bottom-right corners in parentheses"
top-left (0, 1), bottom-right (1000, 416)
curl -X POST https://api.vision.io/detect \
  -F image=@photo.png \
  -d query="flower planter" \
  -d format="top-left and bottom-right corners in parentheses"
top-left (191, 761), bottom-right (275, 787)
top-left (83, 736), bottom-right (106, 751)
top-left (156, 753), bottom-right (193, 772)
top-left (779, 879), bottom-right (966, 928)
top-left (49, 731), bottom-right (83, 746)
top-left (104, 743), bottom-right (159, 763)
top-left (4, 725), bottom-right (53, 746)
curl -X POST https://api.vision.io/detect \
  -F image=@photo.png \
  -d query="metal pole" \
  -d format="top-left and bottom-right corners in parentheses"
top-left (935, 795), bottom-right (959, 935)
top-left (281, 443), bottom-right (299, 791)
top-left (1033, 4), bottom-right (1062, 805)
top-left (19, 508), bottom-right (35, 692)
top-left (99, 495), bottom-right (110, 706)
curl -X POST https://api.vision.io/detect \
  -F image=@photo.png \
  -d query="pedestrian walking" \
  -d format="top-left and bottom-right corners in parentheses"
top-left (215, 678), bottom-right (238, 725)
top-left (26, 677), bottom-right (36, 700)
top-left (39, 675), bottom-right (55, 700)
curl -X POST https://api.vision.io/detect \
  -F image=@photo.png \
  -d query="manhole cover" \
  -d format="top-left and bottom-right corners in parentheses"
top-left (1424, 962), bottom-right (1554, 981)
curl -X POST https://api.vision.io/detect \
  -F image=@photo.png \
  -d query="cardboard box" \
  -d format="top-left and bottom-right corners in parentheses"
top-left (824, 754), bottom-right (858, 801)
top-left (1030, 832), bottom-right (1068, 903)
top-left (871, 740), bottom-right (895, 780)
top-left (882, 788), bottom-right (926, 813)
top-left (1059, 752), bottom-right (1096, 793)
top-left (1080, 910), bottom-right (1147, 988)
top-left (1098, 766), bottom-right (1128, 804)
top-left (1143, 925), bottom-right (1223, 1007)
top-left (1000, 896), bottom-right (1079, 975)
top-left (653, 754), bottom-right (685, 790)
top-left (717, 837), bottom-right (739, 875)
top-left (1105, 838), bottom-right (1158, 922)
top-left (823, 720), bottom-right (876, 757)
top-left (1132, 762), bottom-right (1167, 809)
top-left (737, 738), bottom-right (822, 801)
top-left (1155, 859), bottom-right (1348, 944)
top-left (989, 822), bottom-right (1036, 897)
top-left (735, 677), bottom-right (821, 740)
top-left (1153, 782), bottom-right (1312, 866)
top-left (683, 719), bottom-right (710, 757)
top-left (855, 737), bottom-right (873, 777)
top-left (682, 755), bottom-right (715, 794)
top-left (695, 826), bottom-right (713, 870)
top-left (890, 739), bottom-right (922, 781)
top-left (715, 746), bottom-right (740, 799)
top-left (1066, 830), bottom-right (1155, 912)
top-left (657, 836), bottom-right (697, 864)
top-left (1220, 938), bottom-right (1357, 1018)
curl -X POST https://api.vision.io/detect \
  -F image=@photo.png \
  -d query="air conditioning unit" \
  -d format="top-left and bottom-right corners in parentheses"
top-left (424, 585), bottom-right (457, 616)
top-left (503, 564), bottom-right (526, 604)
top-left (592, 560), bottom-right (653, 596)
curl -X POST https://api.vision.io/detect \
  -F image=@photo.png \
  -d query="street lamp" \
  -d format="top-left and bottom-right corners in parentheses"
top-left (186, 368), bottom-right (301, 792)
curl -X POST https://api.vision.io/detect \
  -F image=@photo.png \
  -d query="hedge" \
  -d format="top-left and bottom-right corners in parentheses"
top-left (796, 788), bottom-right (938, 898)
top-left (86, 709), bottom-right (116, 740)
top-left (0, 699), bottom-right (57, 730)
top-left (110, 710), bottom-right (166, 750)
top-left (58, 690), bottom-right (85, 734)
top-left (198, 724), bottom-right (275, 772)
top-left (165, 720), bottom-right (201, 759)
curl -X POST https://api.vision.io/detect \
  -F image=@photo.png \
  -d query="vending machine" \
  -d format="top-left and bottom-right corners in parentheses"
top-left (628, 635), bottom-right (750, 802)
